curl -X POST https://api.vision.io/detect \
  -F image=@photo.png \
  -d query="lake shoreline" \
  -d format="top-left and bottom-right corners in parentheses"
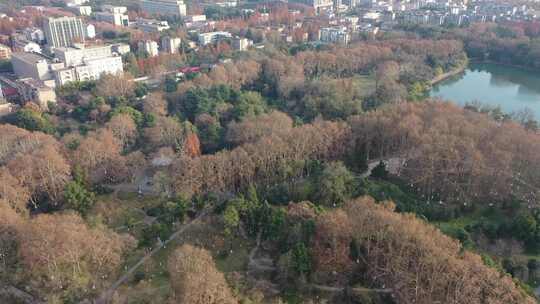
top-left (430, 62), bottom-right (540, 120)
top-left (469, 58), bottom-right (540, 73)
top-left (430, 66), bottom-right (466, 85)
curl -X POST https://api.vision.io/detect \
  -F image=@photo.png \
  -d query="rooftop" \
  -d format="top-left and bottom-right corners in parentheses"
top-left (11, 52), bottom-right (53, 64)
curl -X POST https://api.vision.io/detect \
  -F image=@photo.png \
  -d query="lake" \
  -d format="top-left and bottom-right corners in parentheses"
top-left (430, 63), bottom-right (540, 119)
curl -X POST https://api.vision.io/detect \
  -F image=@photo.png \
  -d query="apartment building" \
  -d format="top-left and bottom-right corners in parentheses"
top-left (319, 26), bottom-right (350, 45)
top-left (96, 12), bottom-right (129, 26)
top-left (161, 36), bottom-right (181, 54)
top-left (54, 55), bottom-right (123, 85)
top-left (232, 37), bottom-right (253, 51)
top-left (138, 40), bottom-right (159, 57)
top-left (54, 44), bottom-right (112, 66)
top-left (198, 31), bottom-right (232, 46)
top-left (53, 45), bottom-right (123, 85)
top-left (140, 0), bottom-right (187, 16)
top-left (43, 17), bottom-right (86, 49)
top-left (136, 19), bottom-right (170, 33)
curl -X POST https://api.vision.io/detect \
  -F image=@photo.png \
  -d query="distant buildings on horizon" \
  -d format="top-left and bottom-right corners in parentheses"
top-left (140, 0), bottom-right (187, 17)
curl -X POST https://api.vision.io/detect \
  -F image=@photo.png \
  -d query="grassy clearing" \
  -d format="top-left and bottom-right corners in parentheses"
top-left (353, 75), bottom-right (376, 98)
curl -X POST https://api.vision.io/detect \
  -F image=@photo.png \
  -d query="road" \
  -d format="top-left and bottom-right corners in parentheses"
top-left (94, 208), bottom-right (210, 304)
top-left (360, 157), bottom-right (405, 178)
top-left (310, 284), bottom-right (392, 295)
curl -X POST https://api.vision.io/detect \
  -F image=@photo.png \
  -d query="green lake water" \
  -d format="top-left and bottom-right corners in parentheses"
top-left (430, 63), bottom-right (540, 119)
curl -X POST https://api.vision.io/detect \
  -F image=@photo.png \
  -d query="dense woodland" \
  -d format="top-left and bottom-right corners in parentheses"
top-left (2, 24), bottom-right (540, 304)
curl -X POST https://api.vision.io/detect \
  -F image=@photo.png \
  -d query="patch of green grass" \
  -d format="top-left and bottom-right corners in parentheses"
top-left (353, 75), bottom-right (376, 98)
top-left (435, 215), bottom-right (477, 231)
top-left (360, 178), bottom-right (426, 214)
top-left (215, 236), bottom-right (251, 273)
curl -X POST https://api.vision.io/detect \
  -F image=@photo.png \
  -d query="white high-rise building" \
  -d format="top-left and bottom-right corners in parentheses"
top-left (140, 0), bottom-right (187, 16)
top-left (161, 36), bottom-right (181, 54)
top-left (43, 17), bottom-right (86, 49)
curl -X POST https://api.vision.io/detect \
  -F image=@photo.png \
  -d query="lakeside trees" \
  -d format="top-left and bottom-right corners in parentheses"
top-left (348, 102), bottom-right (540, 208)
top-left (168, 100), bottom-right (540, 213)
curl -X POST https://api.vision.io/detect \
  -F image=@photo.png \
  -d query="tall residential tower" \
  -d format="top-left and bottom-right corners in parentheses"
top-left (43, 17), bottom-right (86, 49)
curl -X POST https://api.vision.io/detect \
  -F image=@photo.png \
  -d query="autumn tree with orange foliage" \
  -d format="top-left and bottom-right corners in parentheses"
top-left (348, 101), bottom-right (540, 207)
top-left (168, 244), bottom-right (237, 304)
top-left (225, 111), bottom-right (293, 146)
top-left (0, 209), bottom-right (135, 301)
top-left (340, 196), bottom-right (536, 304)
top-left (170, 119), bottom-right (350, 197)
top-left (95, 73), bottom-right (135, 100)
top-left (72, 129), bottom-right (127, 184)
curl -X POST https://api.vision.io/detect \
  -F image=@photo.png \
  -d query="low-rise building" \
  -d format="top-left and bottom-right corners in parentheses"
top-left (185, 15), bottom-right (206, 23)
top-left (52, 44), bottom-right (124, 85)
top-left (12, 39), bottom-right (42, 53)
top-left (111, 43), bottom-right (131, 55)
top-left (68, 5), bottom-right (92, 16)
top-left (17, 78), bottom-right (57, 108)
top-left (141, 0), bottom-right (187, 17)
top-left (0, 76), bottom-right (21, 102)
top-left (64, 0), bottom-right (89, 5)
top-left (363, 11), bottom-right (381, 23)
top-left (0, 44), bottom-right (11, 60)
top-left (184, 15), bottom-right (210, 28)
top-left (214, 0), bottom-right (237, 8)
top-left (136, 18), bottom-right (170, 33)
top-left (198, 31), bottom-right (232, 46)
top-left (101, 5), bottom-right (128, 14)
top-left (290, 0), bottom-right (332, 14)
top-left (138, 40), bottom-right (159, 57)
top-left (96, 11), bottom-right (129, 26)
top-left (54, 55), bottom-right (123, 85)
top-left (54, 44), bottom-right (112, 66)
top-left (0, 102), bottom-right (14, 116)
top-left (11, 52), bottom-right (63, 81)
top-left (161, 36), bottom-right (181, 54)
top-left (232, 37), bottom-right (252, 51)
top-left (0, 82), bottom-right (11, 116)
top-left (319, 26), bottom-right (350, 45)
top-left (24, 27), bottom-right (45, 43)
top-left (86, 24), bottom-right (96, 39)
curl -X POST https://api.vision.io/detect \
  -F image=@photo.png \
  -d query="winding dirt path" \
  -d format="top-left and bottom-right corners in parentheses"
top-left (94, 209), bottom-right (210, 304)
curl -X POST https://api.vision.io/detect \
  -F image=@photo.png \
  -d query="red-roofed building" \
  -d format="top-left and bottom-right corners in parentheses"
top-left (2, 86), bottom-right (18, 98)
